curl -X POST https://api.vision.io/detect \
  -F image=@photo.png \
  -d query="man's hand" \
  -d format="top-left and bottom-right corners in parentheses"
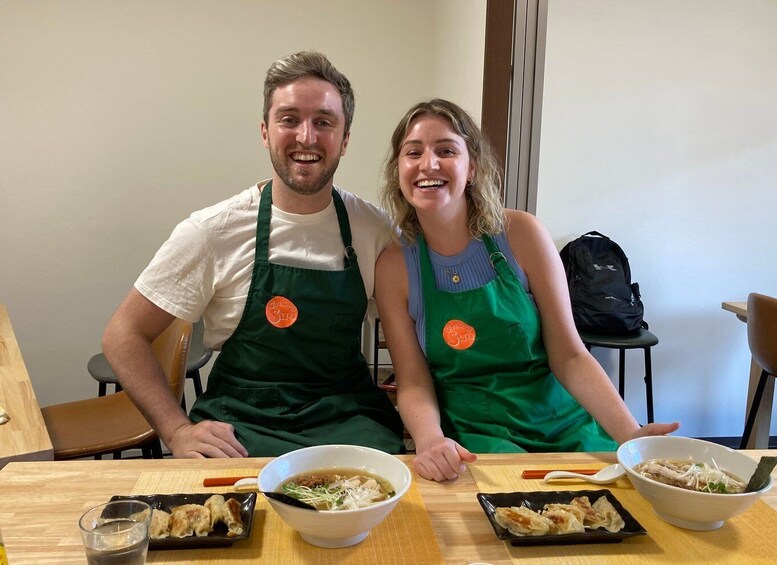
top-left (167, 420), bottom-right (249, 458)
top-left (413, 436), bottom-right (478, 482)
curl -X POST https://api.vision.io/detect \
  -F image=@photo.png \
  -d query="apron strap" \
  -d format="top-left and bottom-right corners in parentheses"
top-left (255, 182), bottom-right (357, 268)
top-left (256, 181), bottom-right (273, 263)
top-left (417, 234), bottom-right (436, 297)
top-left (482, 234), bottom-right (515, 282)
top-left (331, 189), bottom-right (358, 269)
top-left (418, 233), bottom-right (513, 294)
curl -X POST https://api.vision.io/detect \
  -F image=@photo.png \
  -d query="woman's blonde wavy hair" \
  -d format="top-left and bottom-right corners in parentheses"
top-left (380, 98), bottom-right (504, 243)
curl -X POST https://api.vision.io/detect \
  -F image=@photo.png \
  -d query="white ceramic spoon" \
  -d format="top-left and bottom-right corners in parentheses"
top-left (542, 463), bottom-right (625, 485)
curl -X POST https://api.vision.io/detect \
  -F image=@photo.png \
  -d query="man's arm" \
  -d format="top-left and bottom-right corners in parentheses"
top-left (102, 289), bottom-right (248, 458)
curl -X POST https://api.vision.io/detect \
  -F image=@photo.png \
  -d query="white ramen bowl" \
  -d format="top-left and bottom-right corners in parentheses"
top-left (617, 436), bottom-right (772, 530)
top-left (257, 444), bottom-right (412, 548)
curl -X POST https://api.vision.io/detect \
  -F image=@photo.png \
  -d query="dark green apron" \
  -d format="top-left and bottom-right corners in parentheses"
top-left (189, 182), bottom-right (404, 456)
top-left (419, 234), bottom-right (616, 453)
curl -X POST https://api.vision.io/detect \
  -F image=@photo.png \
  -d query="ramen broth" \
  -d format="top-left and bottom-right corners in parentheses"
top-left (280, 468), bottom-right (395, 511)
top-left (634, 458), bottom-right (746, 494)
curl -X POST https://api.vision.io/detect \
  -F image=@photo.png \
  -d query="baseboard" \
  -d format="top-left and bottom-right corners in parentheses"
top-left (696, 436), bottom-right (777, 449)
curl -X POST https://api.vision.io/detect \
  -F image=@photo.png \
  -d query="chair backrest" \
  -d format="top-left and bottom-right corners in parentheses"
top-left (187, 319), bottom-right (213, 369)
top-left (41, 319), bottom-right (192, 460)
top-left (747, 292), bottom-right (777, 376)
top-left (152, 318), bottom-right (193, 405)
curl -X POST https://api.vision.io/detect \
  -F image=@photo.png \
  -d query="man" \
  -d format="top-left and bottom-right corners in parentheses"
top-left (102, 51), bottom-right (404, 458)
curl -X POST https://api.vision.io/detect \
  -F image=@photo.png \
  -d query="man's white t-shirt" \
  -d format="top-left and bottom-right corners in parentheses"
top-left (135, 183), bottom-right (392, 350)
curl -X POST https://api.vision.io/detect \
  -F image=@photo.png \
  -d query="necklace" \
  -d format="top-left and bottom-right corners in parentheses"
top-left (445, 267), bottom-right (461, 284)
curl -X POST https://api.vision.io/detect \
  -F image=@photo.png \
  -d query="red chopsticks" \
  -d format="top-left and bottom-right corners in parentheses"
top-left (521, 468), bottom-right (600, 479)
top-left (207, 469), bottom-right (603, 484)
top-left (203, 475), bottom-right (255, 487)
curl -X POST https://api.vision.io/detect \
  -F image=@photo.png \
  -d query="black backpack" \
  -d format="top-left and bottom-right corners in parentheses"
top-left (559, 231), bottom-right (645, 334)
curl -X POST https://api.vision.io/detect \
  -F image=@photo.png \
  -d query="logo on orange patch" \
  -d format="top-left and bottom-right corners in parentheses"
top-left (442, 319), bottom-right (476, 350)
top-left (265, 296), bottom-right (298, 328)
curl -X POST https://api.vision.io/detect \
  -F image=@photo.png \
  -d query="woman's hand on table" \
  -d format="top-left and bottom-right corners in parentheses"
top-left (629, 421), bottom-right (681, 441)
top-left (167, 420), bottom-right (249, 458)
top-left (413, 436), bottom-right (477, 481)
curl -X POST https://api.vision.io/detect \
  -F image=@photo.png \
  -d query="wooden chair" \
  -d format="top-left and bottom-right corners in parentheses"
top-left (739, 293), bottom-right (777, 449)
top-left (87, 318), bottom-right (211, 411)
top-left (41, 319), bottom-right (192, 460)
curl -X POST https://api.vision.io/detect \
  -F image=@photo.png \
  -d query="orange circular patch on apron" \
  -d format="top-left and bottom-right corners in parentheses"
top-left (442, 319), bottom-right (476, 350)
top-left (265, 296), bottom-right (298, 328)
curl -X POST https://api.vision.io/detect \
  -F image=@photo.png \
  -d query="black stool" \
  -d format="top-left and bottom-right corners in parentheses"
top-left (578, 327), bottom-right (658, 423)
top-left (89, 319), bottom-right (212, 411)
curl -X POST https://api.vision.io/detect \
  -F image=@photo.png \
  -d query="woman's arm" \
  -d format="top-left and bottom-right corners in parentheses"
top-left (505, 211), bottom-right (678, 443)
top-left (375, 244), bottom-right (476, 480)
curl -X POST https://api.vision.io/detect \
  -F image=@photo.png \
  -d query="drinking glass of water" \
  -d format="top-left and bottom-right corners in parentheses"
top-left (78, 500), bottom-right (152, 565)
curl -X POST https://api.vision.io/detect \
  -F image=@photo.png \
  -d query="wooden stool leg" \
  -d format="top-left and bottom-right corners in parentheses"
top-left (740, 369), bottom-right (770, 449)
top-left (618, 349), bottom-right (626, 399)
top-left (644, 347), bottom-right (655, 424)
top-left (190, 370), bottom-right (203, 397)
top-left (372, 319), bottom-right (381, 384)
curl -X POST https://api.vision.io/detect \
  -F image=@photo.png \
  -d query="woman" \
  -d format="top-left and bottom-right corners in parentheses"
top-left (375, 99), bottom-right (679, 482)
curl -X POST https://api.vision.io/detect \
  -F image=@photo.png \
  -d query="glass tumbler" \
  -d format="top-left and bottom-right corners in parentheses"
top-left (78, 500), bottom-right (152, 565)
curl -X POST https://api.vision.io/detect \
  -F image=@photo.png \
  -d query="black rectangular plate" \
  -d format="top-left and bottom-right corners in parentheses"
top-left (109, 492), bottom-right (256, 549)
top-left (476, 489), bottom-right (646, 546)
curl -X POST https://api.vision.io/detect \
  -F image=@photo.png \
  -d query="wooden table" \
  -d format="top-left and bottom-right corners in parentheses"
top-left (0, 304), bottom-right (53, 468)
top-left (722, 301), bottom-right (774, 448)
top-left (1, 451), bottom-right (776, 564)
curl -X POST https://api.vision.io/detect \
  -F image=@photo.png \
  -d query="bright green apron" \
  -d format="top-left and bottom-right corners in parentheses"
top-left (189, 182), bottom-right (404, 456)
top-left (419, 234), bottom-right (616, 453)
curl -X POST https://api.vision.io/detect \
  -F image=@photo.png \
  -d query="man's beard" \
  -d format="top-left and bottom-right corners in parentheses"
top-left (269, 145), bottom-right (343, 196)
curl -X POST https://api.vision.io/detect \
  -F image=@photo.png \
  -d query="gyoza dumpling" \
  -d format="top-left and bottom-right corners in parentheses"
top-left (494, 506), bottom-right (553, 536)
top-left (149, 509), bottom-right (171, 539)
top-left (570, 496), bottom-right (606, 529)
top-left (592, 496), bottom-right (625, 533)
top-left (542, 507), bottom-right (585, 534)
top-left (223, 498), bottom-right (245, 537)
top-left (543, 503), bottom-right (586, 525)
top-left (129, 507), bottom-right (151, 524)
top-left (170, 504), bottom-right (212, 537)
top-left (204, 495), bottom-right (245, 537)
top-left (204, 495), bottom-right (227, 529)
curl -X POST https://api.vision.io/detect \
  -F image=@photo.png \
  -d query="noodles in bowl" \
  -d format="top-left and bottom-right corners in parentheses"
top-left (634, 459), bottom-right (746, 494)
top-left (618, 436), bottom-right (772, 530)
top-left (258, 445), bottom-right (412, 547)
top-left (281, 469), bottom-right (395, 511)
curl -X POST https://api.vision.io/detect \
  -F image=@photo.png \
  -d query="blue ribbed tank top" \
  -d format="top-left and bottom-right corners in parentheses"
top-left (402, 232), bottom-right (533, 354)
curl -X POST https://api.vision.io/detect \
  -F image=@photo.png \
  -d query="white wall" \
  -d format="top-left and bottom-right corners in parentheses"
top-left (0, 1), bottom-right (485, 407)
top-left (537, 0), bottom-right (777, 437)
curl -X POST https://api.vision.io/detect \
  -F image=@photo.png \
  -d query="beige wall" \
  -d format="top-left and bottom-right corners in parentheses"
top-left (536, 0), bottom-right (777, 437)
top-left (0, 1), bottom-right (485, 406)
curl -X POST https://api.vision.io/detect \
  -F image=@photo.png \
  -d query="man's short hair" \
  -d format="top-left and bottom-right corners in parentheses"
top-left (263, 51), bottom-right (355, 134)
